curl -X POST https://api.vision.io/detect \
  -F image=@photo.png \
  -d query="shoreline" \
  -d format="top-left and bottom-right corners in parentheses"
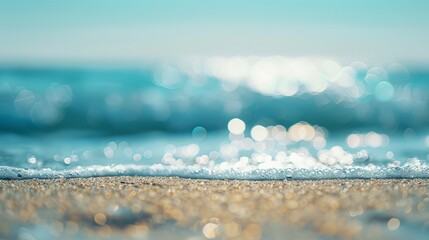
top-left (1, 177), bottom-right (429, 239)
top-left (7, 175), bottom-right (429, 181)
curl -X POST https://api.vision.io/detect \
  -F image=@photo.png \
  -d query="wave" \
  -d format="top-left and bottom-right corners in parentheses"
top-left (1, 58), bottom-right (429, 134)
top-left (1, 57), bottom-right (429, 180)
top-left (1, 157), bottom-right (428, 180)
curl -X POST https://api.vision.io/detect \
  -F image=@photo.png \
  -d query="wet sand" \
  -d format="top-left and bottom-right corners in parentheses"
top-left (1, 177), bottom-right (429, 239)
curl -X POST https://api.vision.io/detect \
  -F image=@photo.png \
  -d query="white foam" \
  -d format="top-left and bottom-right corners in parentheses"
top-left (1, 157), bottom-right (428, 180)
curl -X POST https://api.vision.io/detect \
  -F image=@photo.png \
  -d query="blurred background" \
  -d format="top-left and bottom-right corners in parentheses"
top-left (1, 0), bottom-right (429, 176)
top-left (1, 1), bottom-right (429, 64)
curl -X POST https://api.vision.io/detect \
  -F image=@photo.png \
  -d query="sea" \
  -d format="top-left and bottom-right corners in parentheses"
top-left (1, 57), bottom-right (428, 180)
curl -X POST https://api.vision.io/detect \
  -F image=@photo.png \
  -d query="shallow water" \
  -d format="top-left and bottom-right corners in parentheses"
top-left (1, 57), bottom-right (429, 180)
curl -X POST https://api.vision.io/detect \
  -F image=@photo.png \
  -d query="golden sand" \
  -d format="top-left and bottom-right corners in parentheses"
top-left (1, 177), bottom-right (429, 239)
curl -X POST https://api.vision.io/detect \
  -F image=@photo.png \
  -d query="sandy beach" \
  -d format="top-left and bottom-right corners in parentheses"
top-left (1, 177), bottom-right (429, 239)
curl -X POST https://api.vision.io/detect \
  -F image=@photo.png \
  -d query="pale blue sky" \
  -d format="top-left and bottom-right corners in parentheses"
top-left (0, 0), bottom-right (428, 64)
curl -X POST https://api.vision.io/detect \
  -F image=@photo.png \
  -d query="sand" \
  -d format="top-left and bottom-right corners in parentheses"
top-left (1, 177), bottom-right (429, 239)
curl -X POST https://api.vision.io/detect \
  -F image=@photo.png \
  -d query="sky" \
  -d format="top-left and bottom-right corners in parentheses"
top-left (0, 0), bottom-right (428, 65)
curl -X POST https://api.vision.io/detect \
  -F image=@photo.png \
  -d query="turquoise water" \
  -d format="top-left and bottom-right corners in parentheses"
top-left (1, 57), bottom-right (429, 180)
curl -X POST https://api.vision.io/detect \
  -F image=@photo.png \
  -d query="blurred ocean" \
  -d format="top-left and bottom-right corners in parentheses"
top-left (1, 57), bottom-right (429, 180)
